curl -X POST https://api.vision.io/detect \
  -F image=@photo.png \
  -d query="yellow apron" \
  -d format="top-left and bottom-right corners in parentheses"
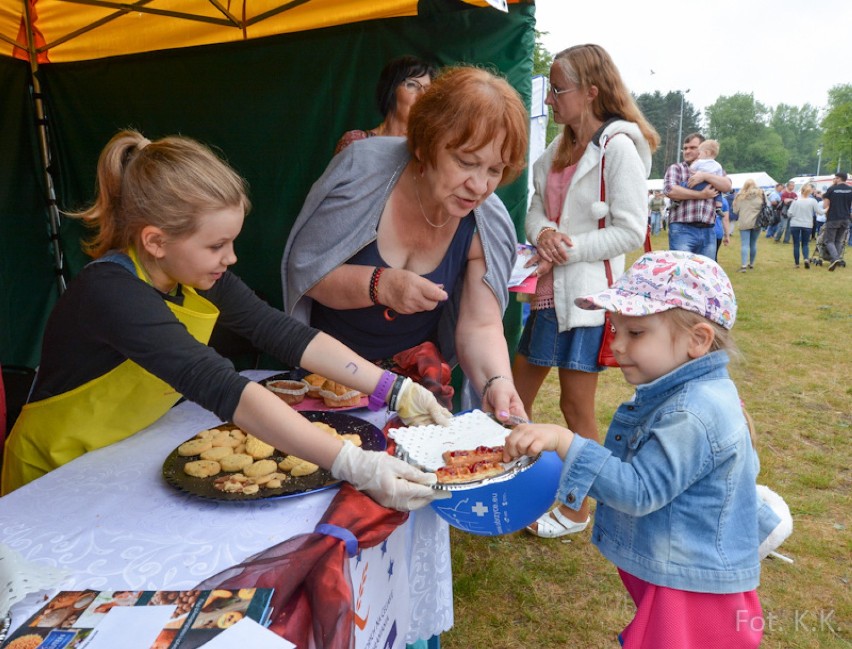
top-left (1, 249), bottom-right (219, 495)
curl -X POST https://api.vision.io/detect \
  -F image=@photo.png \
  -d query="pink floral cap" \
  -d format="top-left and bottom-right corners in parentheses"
top-left (575, 251), bottom-right (737, 329)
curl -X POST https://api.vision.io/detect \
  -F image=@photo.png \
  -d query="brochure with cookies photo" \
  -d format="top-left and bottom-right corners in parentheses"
top-left (1, 588), bottom-right (274, 649)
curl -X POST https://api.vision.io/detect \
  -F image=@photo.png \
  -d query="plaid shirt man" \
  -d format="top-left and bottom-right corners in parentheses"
top-left (664, 161), bottom-right (723, 225)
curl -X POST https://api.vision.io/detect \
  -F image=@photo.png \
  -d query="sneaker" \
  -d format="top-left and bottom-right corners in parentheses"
top-left (804, 260), bottom-right (810, 269)
top-left (794, 265), bottom-right (800, 269)
top-left (737, 266), bottom-right (748, 273)
top-left (747, 264), bottom-right (754, 269)
top-left (829, 259), bottom-right (841, 271)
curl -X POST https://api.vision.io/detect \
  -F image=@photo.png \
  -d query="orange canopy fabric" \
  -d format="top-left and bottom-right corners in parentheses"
top-left (0, 0), bottom-right (516, 63)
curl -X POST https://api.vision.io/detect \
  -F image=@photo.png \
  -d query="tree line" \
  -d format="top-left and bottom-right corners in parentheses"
top-left (533, 36), bottom-right (852, 183)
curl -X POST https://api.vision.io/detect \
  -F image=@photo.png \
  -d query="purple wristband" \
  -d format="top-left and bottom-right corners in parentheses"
top-left (368, 370), bottom-right (397, 411)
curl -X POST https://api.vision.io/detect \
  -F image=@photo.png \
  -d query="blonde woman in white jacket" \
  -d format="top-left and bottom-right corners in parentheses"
top-left (787, 183), bottom-right (824, 268)
top-left (512, 44), bottom-right (658, 538)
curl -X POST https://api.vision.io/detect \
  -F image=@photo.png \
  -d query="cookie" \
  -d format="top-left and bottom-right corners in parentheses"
top-left (218, 453), bottom-right (254, 472)
top-left (178, 438), bottom-right (213, 457)
top-left (341, 433), bottom-right (362, 447)
top-left (252, 472), bottom-right (287, 485)
top-left (244, 459), bottom-right (277, 478)
top-left (183, 459), bottom-right (221, 478)
top-left (212, 430), bottom-right (242, 448)
top-left (214, 473), bottom-right (249, 492)
top-left (227, 428), bottom-right (246, 441)
top-left (278, 455), bottom-right (302, 472)
top-left (290, 460), bottom-right (319, 477)
top-left (245, 434), bottom-right (275, 459)
top-left (311, 422), bottom-right (338, 436)
top-left (200, 446), bottom-right (234, 461)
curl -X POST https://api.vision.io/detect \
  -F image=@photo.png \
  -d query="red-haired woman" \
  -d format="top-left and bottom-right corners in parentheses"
top-left (284, 66), bottom-right (529, 421)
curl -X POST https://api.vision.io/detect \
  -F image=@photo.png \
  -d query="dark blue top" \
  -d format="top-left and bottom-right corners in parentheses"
top-left (311, 214), bottom-right (476, 360)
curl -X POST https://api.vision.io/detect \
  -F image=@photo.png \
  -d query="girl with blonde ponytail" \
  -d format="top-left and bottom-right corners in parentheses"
top-left (2, 130), bottom-right (451, 511)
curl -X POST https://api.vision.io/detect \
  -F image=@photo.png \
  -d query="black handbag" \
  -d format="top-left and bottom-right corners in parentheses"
top-left (756, 198), bottom-right (775, 229)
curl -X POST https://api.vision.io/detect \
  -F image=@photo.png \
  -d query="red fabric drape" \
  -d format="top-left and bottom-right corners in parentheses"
top-left (388, 341), bottom-right (453, 409)
top-left (197, 484), bottom-right (407, 649)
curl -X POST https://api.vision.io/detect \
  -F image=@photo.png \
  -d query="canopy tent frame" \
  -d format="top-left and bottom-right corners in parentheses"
top-left (31, 0), bottom-right (319, 48)
top-left (4, 0), bottom-right (445, 62)
top-left (22, 0), bottom-right (66, 294)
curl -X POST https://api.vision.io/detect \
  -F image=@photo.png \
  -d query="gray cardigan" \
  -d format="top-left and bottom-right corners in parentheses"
top-left (281, 137), bottom-right (517, 367)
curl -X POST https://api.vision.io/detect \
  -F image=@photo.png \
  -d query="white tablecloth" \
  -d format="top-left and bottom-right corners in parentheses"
top-left (0, 371), bottom-right (453, 645)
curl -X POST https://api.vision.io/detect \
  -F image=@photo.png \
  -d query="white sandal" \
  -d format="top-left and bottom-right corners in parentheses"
top-left (526, 507), bottom-right (590, 538)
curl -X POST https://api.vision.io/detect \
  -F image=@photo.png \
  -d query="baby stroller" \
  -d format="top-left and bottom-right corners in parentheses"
top-left (810, 226), bottom-right (847, 267)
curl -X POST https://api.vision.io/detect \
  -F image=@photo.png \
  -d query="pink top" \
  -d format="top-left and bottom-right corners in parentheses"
top-left (532, 163), bottom-right (576, 310)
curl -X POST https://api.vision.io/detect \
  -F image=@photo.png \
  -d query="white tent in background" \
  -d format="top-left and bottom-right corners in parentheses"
top-left (727, 172), bottom-right (777, 190)
top-left (529, 75), bottom-right (548, 208)
top-left (650, 172), bottom-right (777, 193)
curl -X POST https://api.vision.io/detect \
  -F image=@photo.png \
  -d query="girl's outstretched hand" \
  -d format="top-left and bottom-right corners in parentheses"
top-left (503, 423), bottom-right (574, 462)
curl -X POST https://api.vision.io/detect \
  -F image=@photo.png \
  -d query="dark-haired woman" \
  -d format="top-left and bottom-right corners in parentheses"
top-left (334, 55), bottom-right (436, 154)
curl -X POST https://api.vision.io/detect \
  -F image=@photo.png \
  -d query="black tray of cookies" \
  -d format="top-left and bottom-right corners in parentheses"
top-left (162, 411), bottom-right (385, 501)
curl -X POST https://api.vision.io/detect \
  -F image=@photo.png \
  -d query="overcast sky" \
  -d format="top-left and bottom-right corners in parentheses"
top-left (533, 0), bottom-right (851, 119)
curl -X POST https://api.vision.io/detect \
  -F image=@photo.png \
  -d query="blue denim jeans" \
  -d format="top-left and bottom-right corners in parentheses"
top-left (668, 222), bottom-right (717, 259)
top-left (790, 226), bottom-right (811, 265)
top-left (774, 216), bottom-right (791, 243)
top-left (649, 211), bottom-right (662, 235)
top-left (740, 228), bottom-right (759, 266)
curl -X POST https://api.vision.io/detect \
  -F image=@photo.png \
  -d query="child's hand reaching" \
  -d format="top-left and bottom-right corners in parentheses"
top-left (503, 423), bottom-right (574, 462)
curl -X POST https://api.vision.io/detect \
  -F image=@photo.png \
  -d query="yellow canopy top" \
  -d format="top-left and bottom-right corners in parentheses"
top-left (0, 0), bottom-right (515, 63)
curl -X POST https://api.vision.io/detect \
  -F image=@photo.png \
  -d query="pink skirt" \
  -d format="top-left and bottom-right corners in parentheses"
top-left (618, 569), bottom-right (763, 649)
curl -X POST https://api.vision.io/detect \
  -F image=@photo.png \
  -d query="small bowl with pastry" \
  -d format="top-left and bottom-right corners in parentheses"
top-left (389, 410), bottom-right (561, 536)
top-left (317, 379), bottom-right (363, 408)
top-left (265, 379), bottom-right (308, 405)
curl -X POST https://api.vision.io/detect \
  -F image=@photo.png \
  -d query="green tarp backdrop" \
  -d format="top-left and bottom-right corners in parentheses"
top-left (0, 2), bottom-right (535, 370)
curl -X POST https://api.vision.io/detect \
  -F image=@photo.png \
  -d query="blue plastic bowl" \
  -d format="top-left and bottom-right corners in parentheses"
top-left (430, 450), bottom-right (563, 536)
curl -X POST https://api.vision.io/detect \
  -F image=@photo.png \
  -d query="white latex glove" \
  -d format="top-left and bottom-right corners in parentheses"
top-left (331, 441), bottom-right (450, 511)
top-left (395, 378), bottom-right (453, 426)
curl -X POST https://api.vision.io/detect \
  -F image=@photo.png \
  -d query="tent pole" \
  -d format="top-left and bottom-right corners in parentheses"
top-left (23, 0), bottom-right (67, 295)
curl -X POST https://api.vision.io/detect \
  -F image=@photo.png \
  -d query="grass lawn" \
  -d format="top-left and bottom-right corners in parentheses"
top-left (442, 229), bottom-right (851, 648)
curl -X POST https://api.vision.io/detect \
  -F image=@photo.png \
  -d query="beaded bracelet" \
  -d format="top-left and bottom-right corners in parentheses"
top-left (535, 227), bottom-right (557, 248)
top-left (369, 267), bottom-right (384, 305)
top-left (481, 374), bottom-right (512, 399)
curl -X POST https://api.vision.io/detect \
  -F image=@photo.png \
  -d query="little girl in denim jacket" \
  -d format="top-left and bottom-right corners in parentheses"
top-left (504, 250), bottom-right (766, 648)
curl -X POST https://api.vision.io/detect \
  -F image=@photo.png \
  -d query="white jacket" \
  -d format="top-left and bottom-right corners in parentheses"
top-left (787, 196), bottom-right (824, 228)
top-left (526, 119), bottom-right (652, 331)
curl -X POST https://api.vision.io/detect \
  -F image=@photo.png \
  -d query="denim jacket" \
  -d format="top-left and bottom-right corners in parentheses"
top-left (560, 351), bottom-right (761, 593)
